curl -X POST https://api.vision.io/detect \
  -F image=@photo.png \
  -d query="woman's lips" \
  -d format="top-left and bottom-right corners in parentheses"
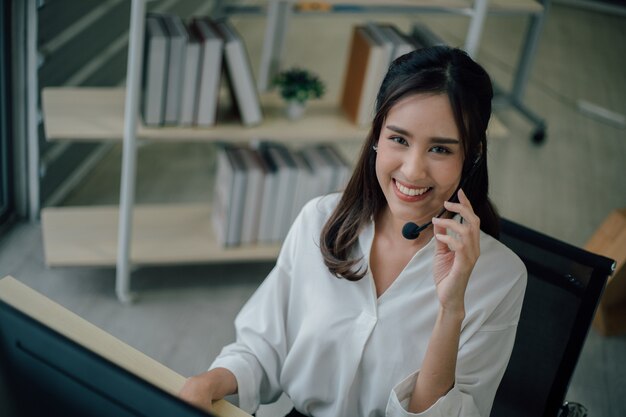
top-left (393, 179), bottom-right (432, 202)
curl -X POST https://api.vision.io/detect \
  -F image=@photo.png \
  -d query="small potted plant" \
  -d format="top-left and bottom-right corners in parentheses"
top-left (273, 67), bottom-right (325, 120)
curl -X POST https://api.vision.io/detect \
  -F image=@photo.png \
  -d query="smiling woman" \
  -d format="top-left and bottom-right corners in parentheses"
top-left (321, 46), bottom-right (499, 282)
top-left (179, 46), bottom-right (526, 417)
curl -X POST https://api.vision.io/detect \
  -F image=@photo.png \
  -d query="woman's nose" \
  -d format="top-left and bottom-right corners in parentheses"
top-left (402, 153), bottom-right (427, 182)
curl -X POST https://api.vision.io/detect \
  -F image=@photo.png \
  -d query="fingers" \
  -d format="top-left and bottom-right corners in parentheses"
top-left (179, 374), bottom-right (216, 413)
top-left (433, 225), bottom-right (476, 250)
top-left (432, 188), bottom-right (480, 258)
top-left (443, 189), bottom-right (480, 226)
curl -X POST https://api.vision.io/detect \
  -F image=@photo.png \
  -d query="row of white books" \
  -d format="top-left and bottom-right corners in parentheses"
top-left (141, 14), bottom-right (262, 128)
top-left (213, 142), bottom-right (351, 247)
top-left (340, 21), bottom-right (446, 126)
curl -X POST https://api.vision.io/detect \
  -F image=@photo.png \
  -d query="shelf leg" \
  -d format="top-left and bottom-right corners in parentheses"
top-left (494, 0), bottom-right (550, 143)
top-left (511, 0), bottom-right (551, 103)
top-left (464, 0), bottom-right (489, 58)
top-left (26, 0), bottom-right (40, 221)
top-left (116, 0), bottom-right (146, 304)
top-left (258, 0), bottom-right (292, 92)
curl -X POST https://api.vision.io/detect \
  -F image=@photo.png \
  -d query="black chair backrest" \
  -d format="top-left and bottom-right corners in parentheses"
top-left (490, 218), bottom-right (615, 417)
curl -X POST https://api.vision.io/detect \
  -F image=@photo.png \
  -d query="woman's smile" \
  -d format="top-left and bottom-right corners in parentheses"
top-left (393, 179), bottom-right (432, 202)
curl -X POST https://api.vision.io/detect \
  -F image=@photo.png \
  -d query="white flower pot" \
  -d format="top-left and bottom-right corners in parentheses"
top-left (286, 100), bottom-right (306, 120)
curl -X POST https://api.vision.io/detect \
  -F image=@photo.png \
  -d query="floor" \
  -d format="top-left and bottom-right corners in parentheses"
top-left (1, 1), bottom-right (625, 416)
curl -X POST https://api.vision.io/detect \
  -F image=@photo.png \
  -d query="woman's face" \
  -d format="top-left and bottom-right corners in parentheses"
top-left (375, 93), bottom-right (465, 229)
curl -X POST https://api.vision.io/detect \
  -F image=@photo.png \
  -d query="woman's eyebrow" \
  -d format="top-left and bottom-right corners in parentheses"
top-left (430, 137), bottom-right (460, 145)
top-left (386, 125), bottom-right (460, 144)
top-left (385, 125), bottom-right (412, 138)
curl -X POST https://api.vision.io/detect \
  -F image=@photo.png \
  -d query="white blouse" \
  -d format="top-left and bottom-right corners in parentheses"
top-left (210, 194), bottom-right (527, 417)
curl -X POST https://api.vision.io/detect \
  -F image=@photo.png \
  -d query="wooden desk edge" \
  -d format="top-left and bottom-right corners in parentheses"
top-left (0, 276), bottom-right (251, 417)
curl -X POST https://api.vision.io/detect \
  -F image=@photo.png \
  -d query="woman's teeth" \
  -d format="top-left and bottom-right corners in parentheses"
top-left (396, 181), bottom-right (430, 196)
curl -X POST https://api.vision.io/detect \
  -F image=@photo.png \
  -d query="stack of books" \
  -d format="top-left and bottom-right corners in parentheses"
top-left (212, 142), bottom-right (351, 247)
top-left (141, 14), bottom-right (262, 128)
top-left (340, 21), bottom-right (447, 126)
top-left (410, 21), bottom-right (447, 49)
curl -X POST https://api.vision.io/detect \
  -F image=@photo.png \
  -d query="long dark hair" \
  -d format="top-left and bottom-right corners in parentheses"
top-left (320, 46), bottom-right (500, 281)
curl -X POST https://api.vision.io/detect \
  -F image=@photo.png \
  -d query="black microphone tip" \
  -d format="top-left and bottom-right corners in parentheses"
top-left (402, 222), bottom-right (421, 240)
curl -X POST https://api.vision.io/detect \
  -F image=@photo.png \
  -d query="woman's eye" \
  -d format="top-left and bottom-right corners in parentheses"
top-left (430, 145), bottom-right (451, 154)
top-left (390, 136), bottom-right (408, 146)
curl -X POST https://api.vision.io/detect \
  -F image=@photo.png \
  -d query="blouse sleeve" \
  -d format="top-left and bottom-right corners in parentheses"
top-left (209, 210), bottom-right (303, 414)
top-left (386, 265), bottom-right (527, 417)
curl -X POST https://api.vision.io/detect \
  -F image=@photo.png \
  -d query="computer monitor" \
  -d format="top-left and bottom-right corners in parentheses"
top-left (0, 298), bottom-right (214, 417)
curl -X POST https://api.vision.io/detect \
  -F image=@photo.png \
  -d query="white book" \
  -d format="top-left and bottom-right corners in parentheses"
top-left (212, 146), bottom-right (247, 247)
top-left (192, 18), bottom-right (223, 127)
top-left (366, 21), bottom-right (394, 67)
top-left (277, 146), bottom-right (307, 234)
top-left (179, 24), bottom-right (201, 126)
top-left (291, 151), bottom-right (316, 222)
top-left (318, 144), bottom-right (351, 193)
top-left (214, 19), bottom-right (263, 126)
top-left (212, 147), bottom-right (232, 246)
top-left (300, 145), bottom-right (335, 197)
top-left (362, 24), bottom-right (393, 124)
top-left (236, 147), bottom-right (265, 245)
top-left (141, 16), bottom-right (168, 126)
top-left (256, 146), bottom-right (278, 244)
top-left (267, 146), bottom-right (298, 241)
top-left (160, 14), bottom-right (187, 125)
top-left (225, 147), bottom-right (247, 246)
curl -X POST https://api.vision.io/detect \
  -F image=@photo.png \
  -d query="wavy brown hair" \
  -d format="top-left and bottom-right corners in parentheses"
top-left (320, 46), bottom-right (500, 281)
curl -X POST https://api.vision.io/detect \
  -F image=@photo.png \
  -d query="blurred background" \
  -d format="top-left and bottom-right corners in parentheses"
top-left (0, 0), bottom-right (625, 416)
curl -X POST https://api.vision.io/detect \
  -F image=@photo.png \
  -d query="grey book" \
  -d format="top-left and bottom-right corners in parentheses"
top-left (141, 15), bottom-right (168, 126)
top-left (214, 19), bottom-right (263, 126)
top-left (411, 21), bottom-right (447, 48)
top-left (179, 24), bottom-right (201, 126)
top-left (235, 147), bottom-right (265, 245)
top-left (256, 145), bottom-right (278, 244)
top-left (291, 151), bottom-right (316, 223)
top-left (192, 18), bottom-right (223, 127)
top-left (266, 145), bottom-right (297, 241)
top-left (160, 14), bottom-right (187, 125)
top-left (212, 145), bottom-right (247, 247)
top-left (300, 145), bottom-right (335, 197)
top-left (317, 144), bottom-right (350, 193)
top-left (377, 23), bottom-right (416, 61)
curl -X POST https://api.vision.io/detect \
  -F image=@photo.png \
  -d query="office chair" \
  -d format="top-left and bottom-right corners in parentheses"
top-left (490, 219), bottom-right (615, 417)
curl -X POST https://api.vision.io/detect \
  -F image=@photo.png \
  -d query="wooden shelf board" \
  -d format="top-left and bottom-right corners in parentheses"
top-left (41, 204), bottom-right (281, 267)
top-left (42, 87), bottom-right (370, 143)
top-left (42, 87), bottom-right (508, 142)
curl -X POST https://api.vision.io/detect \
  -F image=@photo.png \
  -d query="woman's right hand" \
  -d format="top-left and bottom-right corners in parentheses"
top-left (179, 368), bottom-right (238, 413)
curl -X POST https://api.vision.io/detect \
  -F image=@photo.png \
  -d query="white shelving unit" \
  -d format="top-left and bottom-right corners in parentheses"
top-left (257, 0), bottom-right (545, 90)
top-left (40, 0), bottom-right (545, 303)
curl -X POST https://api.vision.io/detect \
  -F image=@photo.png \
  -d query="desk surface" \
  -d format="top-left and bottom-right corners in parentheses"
top-left (0, 276), bottom-right (252, 417)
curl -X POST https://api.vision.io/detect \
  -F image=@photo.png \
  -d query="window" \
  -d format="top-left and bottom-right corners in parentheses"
top-left (0, 0), bottom-right (14, 229)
